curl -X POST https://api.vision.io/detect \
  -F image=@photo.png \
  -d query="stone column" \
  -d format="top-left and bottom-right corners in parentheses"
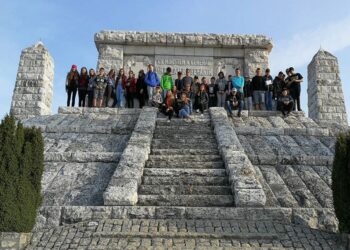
top-left (307, 49), bottom-right (348, 127)
top-left (96, 44), bottom-right (123, 72)
top-left (244, 49), bottom-right (269, 78)
top-left (10, 42), bottom-right (54, 120)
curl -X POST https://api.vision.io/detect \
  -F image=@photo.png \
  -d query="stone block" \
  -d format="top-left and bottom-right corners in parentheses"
top-left (234, 188), bottom-right (266, 207)
top-left (104, 178), bottom-right (139, 206)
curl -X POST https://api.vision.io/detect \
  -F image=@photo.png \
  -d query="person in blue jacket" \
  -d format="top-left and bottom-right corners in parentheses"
top-left (232, 68), bottom-right (244, 94)
top-left (144, 64), bottom-right (160, 104)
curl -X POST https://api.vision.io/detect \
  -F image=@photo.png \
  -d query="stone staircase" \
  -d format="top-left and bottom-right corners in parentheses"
top-left (137, 114), bottom-right (234, 207)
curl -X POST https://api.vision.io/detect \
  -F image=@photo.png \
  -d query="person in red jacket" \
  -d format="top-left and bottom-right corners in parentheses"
top-left (125, 70), bottom-right (137, 108)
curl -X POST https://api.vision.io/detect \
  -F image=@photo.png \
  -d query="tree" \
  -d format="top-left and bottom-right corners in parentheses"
top-left (0, 115), bottom-right (44, 232)
top-left (332, 131), bottom-right (350, 233)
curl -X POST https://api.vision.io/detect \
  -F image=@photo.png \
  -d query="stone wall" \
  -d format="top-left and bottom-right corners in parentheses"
top-left (10, 42), bottom-right (54, 120)
top-left (94, 31), bottom-right (272, 78)
top-left (308, 49), bottom-right (348, 127)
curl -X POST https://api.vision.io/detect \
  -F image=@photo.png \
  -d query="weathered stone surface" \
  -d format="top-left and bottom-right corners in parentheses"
top-left (308, 49), bottom-right (348, 127)
top-left (10, 42), bottom-right (54, 120)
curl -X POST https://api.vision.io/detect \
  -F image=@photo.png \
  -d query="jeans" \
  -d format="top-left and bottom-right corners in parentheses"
top-left (217, 92), bottom-right (226, 107)
top-left (116, 84), bottom-right (125, 108)
top-left (244, 96), bottom-right (253, 111)
top-left (67, 88), bottom-right (77, 107)
top-left (179, 105), bottom-right (191, 118)
top-left (226, 100), bottom-right (243, 115)
top-left (78, 89), bottom-right (87, 107)
top-left (265, 91), bottom-right (273, 111)
top-left (147, 86), bottom-right (155, 102)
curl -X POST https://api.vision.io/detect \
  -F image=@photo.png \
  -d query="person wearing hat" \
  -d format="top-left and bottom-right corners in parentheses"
top-left (216, 71), bottom-right (228, 107)
top-left (226, 88), bottom-right (243, 117)
top-left (278, 88), bottom-right (294, 117)
top-left (273, 71), bottom-right (287, 110)
top-left (65, 64), bottom-right (79, 107)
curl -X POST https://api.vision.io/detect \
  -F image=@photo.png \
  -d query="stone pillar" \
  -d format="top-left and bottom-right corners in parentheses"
top-left (307, 49), bottom-right (348, 127)
top-left (96, 44), bottom-right (123, 72)
top-left (10, 42), bottom-right (54, 120)
top-left (244, 49), bottom-right (270, 78)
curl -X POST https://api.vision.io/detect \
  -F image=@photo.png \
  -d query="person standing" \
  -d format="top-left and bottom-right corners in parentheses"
top-left (125, 70), bottom-right (137, 108)
top-left (286, 67), bottom-right (303, 111)
top-left (243, 76), bottom-right (253, 111)
top-left (105, 69), bottom-right (116, 107)
top-left (263, 68), bottom-right (274, 111)
top-left (144, 64), bottom-right (160, 103)
top-left (182, 68), bottom-right (193, 90)
top-left (160, 67), bottom-right (173, 100)
top-left (77, 67), bottom-right (88, 107)
top-left (208, 77), bottom-right (217, 108)
top-left (116, 68), bottom-right (127, 108)
top-left (136, 70), bottom-right (147, 108)
top-left (65, 64), bottom-right (79, 107)
top-left (175, 71), bottom-right (184, 91)
top-left (87, 69), bottom-right (96, 107)
top-left (216, 71), bottom-right (228, 107)
top-left (232, 68), bottom-right (244, 94)
top-left (194, 84), bottom-right (209, 116)
top-left (94, 68), bottom-right (107, 107)
top-left (251, 68), bottom-right (265, 110)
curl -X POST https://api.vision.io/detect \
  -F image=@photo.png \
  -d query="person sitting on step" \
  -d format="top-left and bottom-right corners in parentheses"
top-left (226, 88), bottom-right (243, 117)
top-left (151, 86), bottom-right (163, 109)
top-left (178, 92), bottom-right (194, 123)
top-left (278, 88), bottom-right (294, 117)
top-left (162, 91), bottom-right (175, 122)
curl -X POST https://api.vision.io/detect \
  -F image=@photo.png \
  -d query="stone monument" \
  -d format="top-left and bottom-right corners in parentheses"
top-left (94, 31), bottom-right (273, 78)
top-left (308, 49), bottom-right (348, 127)
top-left (10, 42), bottom-right (54, 120)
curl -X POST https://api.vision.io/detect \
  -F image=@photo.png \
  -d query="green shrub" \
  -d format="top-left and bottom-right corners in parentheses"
top-left (0, 115), bottom-right (44, 232)
top-left (332, 131), bottom-right (350, 233)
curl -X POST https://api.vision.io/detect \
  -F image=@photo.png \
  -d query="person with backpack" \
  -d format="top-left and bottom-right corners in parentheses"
top-left (160, 67), bottom-right (173, 100)
top-left (136, 70), bottom-right (147, 108)
top-left (77, 67), bottom-right (89, 107)
top-left (94, 67), bottom-right (107, 107)
top-left (87, 69), bottom-right (96, 107)
top-left (65, 64), bottom-right (79, 107)
top-left (125, 70), bottom-right (137, 108)
top-left (216, 71), bottom-right (228, 107)
top-left (144, 64), bottom-right (160, 104)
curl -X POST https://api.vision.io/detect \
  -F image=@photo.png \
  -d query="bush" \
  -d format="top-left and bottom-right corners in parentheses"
top-left (0, 115), bottom-right (44, 232)
top-left (332, 131), bottom-right (350, 233)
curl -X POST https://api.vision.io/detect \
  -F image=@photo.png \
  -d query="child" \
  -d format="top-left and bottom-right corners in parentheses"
top-left (278, 88), bottom-right (294, 117)
top-left (208, 76), bottom-right (217, 108)
top-left (160, 67), bottom-right (173, 100)
top-left (182, 84), bottom-right (193, 115)
top-left (226, 88), bottom-right (243, 117)
top-left (125, 70), bottom-right (137, 108)
top-left (178, 93), bottom-right (194, 122)
top-left (94, 67), bottom-right (107, 108)
top-left (151, 86), bottom-right (163, 109)
top-left (162, 91), bottom-right (175, 122)
top-left (194, 84), bottom-right (209, 116)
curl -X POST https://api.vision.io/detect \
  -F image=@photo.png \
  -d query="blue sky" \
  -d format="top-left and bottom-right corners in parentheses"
top-left (1, 0), bottom-right (349, 123)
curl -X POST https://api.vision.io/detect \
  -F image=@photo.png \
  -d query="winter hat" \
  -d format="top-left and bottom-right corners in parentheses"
top-left (71, 64), bottom-right (77, 70)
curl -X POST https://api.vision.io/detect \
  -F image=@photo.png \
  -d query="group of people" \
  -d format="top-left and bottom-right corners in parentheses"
top-left (65, 63), bottom-right (303, 121)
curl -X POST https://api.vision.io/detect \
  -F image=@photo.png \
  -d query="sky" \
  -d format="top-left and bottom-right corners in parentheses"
top-left (0, 0), bottom-right (349, 123)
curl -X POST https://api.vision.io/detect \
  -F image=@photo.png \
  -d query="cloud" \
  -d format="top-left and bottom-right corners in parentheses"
top-left (270, 15), bottom-right (350, 71)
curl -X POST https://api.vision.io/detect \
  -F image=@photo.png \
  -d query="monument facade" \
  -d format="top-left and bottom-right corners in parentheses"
top-left (94, 31), bottom-right (273, 78)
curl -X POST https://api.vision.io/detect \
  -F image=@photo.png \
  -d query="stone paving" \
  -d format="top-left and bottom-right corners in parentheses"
top-left (26, 219), bottom-right (345, 249)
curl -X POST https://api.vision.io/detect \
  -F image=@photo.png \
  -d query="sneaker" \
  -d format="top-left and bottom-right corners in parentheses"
top-left (237, 112), bottom-right (241, 117)
top-left (196, 109), bottom-right (200, 113)
top-left (167, 119), bottom-right (171, 123)
top-left (200, 114), bottom-right (204, 117)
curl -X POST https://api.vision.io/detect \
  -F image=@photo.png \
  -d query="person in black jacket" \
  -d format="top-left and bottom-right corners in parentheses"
top-left (278, 88), bottom-right (294, 117)
top-left (175, 71), bottom-right (184, 91)
top-left (273, 72), bottom-right (287, 111)
top-left (243, 76), bottom-right (253, 111)
top-left (286, 67), bottom-right (303, 111)
top-left (226, 88), bottom-right (243, 117)
top-left (65, 64), bottom-right (79, 107)
top-left (194, 84), bottom-right (209, 116)
top-left (251, 68), bottom-right (266, 110)
top-left (263, 68), bottom-right (273, 111)
top-left (136, 70), bottom-right (147, 108)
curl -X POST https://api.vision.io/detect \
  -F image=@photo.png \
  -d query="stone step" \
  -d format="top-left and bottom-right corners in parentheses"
top-left (145, 161), bottom-right (225, 169)
top-left (156, 124), bottom-right (212, 130)
top-left (142, 176), bottom-right (229, 186)
top-left (151, 143), bottom-right (218, 150)
top-left (154, 131), bottom-right (214, 137)
top-left (152, 138), bottom-right (217, 145)
top-left (148, 154), bottom-right (222, 162)
top-left (138, 195), bottom-right (234, 207)
top-left (150, 149), bottom-right (220, 155)
top-left (138, 185), bottom-right (232, 195)
top-left (153, 133), bottom-right (216, 139)
top-left (143, 168), bottom-right (227, 177)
